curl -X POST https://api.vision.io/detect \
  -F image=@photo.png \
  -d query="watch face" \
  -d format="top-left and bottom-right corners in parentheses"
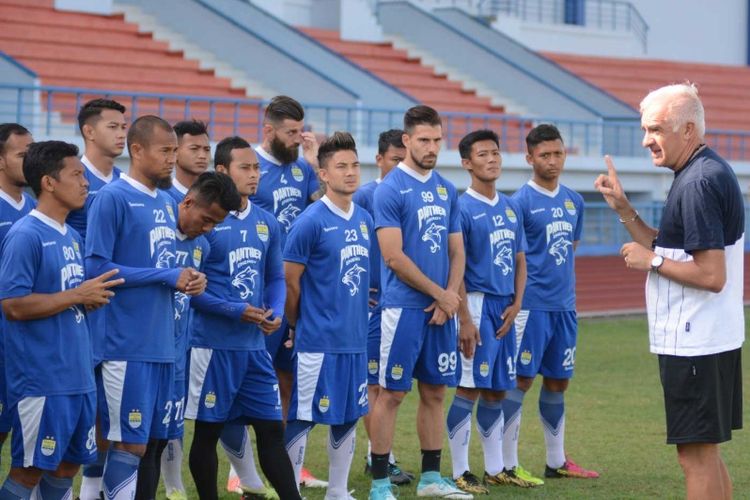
top-left (651, 256), bottom-right (663, 268)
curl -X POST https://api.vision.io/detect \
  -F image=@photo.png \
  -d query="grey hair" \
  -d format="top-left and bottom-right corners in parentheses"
top-left (639, 83), bottom-right (705, 138)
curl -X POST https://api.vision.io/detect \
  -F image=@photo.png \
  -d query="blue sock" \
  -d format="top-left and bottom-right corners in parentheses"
top-left (39, 474), bottom-right (72, 500)
top-left (284, 419), bottom-right (314, 448)
top-left (539, 387), bottom-right (566, 468)
top-left (476, 398), bottom-right (505, 475)
top-left (83, 450), bottom-right (107, 477)
top-left (0, 478), bottom-right (32, 500)
top-left (102, 448), bottom-right (140, 500)
top-left (447, 395), bottom-right (474, 478)
top-left (446, 395), bottom-right (474, 439)
top-left (501, 388), bottom-right (526, 469)
top-left (219, 423), bottom-right (246, 457)
top-left (476, 398), bottom-right (504, 438)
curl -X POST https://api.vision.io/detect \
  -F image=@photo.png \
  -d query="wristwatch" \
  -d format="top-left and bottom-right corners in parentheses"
top-left (650, 255), bottom-right (664, 273)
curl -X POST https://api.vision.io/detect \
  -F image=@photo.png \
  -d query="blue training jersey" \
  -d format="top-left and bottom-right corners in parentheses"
top-left (250, 146), bottom-right (320, 248)
top-left (174, 232), bottom-right (208, 381)
top-left (373, 163), bottom-right (461, 309)
top-left (512, 181), bottom-right (584, 311)
top-left (67, 156), bottom-right (121, 248)
top-left (0, 211), bottom-right (94, 405)
top-left (284, 196), bottom-right (372, 354)
top-left (163, 178), bottom-right (189, 205)
top-left (191, 202), bottom-right (284, 351)
top-left (353, 179), bottom-right (382, 311)
top-left (86, 175), bottom-right (180, 362)
top-left (460, 188), bottom-right (526, 297)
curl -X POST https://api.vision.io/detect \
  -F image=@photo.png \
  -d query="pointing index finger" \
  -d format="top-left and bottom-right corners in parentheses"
top-left (604, 155), bottom-right (619, 180)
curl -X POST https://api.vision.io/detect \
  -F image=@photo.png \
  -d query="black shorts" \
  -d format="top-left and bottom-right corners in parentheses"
top-left (659, 348), bottom-right (743, 444)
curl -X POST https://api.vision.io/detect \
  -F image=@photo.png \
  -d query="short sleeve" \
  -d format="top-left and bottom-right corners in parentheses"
top-left (265, 216), bottom-right (284, 273)
top-left (86, 189), bottom-right (121, 261)
top-left (459, 201), bottom-right (471, 248)
top-left (511, 199), bottom-right (528, 253)
top-left (283, 213), bottom-right (318, 265)
top-left (448, 187), bottom-right (461, 234)
top-left (0, 230), bottom-right (39, 300)
top-left (573, 195), bottom-right (584, 242)
top-left (680, 179), bottom-right (726, 252)
top-left (373, 184), bottom-right (402, 230)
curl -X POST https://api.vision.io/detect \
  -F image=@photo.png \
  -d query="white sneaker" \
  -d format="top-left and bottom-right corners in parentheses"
top-left (416, 472), bottom-right (473, 499)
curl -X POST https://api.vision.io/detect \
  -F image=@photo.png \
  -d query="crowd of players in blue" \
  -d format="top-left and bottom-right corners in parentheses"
top-left (0, 94), bottom-right (600, 500)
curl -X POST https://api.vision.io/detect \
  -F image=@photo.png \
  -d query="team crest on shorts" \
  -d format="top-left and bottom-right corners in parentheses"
top-left (166, 204), bottom-right (176, 222)
top-left (192, 247), bottom-right (203, 267)
top-left (505, 208), bottom-right (517, 223)
top-left (40, 436), bottom-right (56, 456)
top-left (436, 185), bottom-right (448, 201)
top-left (391, 364), bottom-right (404, 381)
top-left (564, 199), bottom-right (576, 216)
top-left (291, 166), bottom-right (304, 182)
top-left (368, 359), bottom-right (378, 375)
top-left (128, 410), bottom-right (142, 429)
top-left (360, 221), bottom-right (369, 241)
top-left (256, 222), bottom-right (269, 242)
top-left (318, 396), bottom-right (330, 413)
top-left (519, 350), bottom-right (532, 366)
top-left (204, 391), bottom-right (217, 409)
top-left (479, 361), bottom-right (490, 377)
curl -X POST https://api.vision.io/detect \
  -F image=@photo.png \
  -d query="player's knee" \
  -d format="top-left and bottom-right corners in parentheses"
top-left (8, 467), bottom-right (43, 488)
top-left (541, 377), bottom-right (568, 392)
top-left (51, 461), bottom-right (80, 479)
top-left (516, 376), bottom-right (534, 392)
top-left (456, 386), bottom-right (479, 401)
top-left (418, 382), bottom-right (446, 407)
top-left (677, 443), bottom-right (718, 471)
top-left (479, 389), bottom-right (505, 402)
top-left (378, 388), bottom-right (407, 408)
top-left (252, 419), bottom-right (285, 447)
top-left (114, 441), bottom-right (147, 457)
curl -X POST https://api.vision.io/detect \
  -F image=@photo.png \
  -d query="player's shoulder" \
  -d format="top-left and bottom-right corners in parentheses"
top-left (353, 202), bottom-right (374, 225)
top-left (432, 170), bottom-right (457, 191)
top-left (251, 203), bottom-right (283, 231)
top-left (558, 184), bottom-right (584, 205)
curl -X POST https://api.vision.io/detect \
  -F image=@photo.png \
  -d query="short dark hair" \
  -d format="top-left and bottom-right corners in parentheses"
top-left (187, 171), bottom-right (242, 212)
top-left (377, 129), bottom-right (405, 155)
top-left (458, 129), bottom-right (500, 160)
top-left (23, 141), bottom-right (79, 197)
top-left (174, 119), bottom-right (209, 141)
top-left (526, 124), bottom-right (564, 152)
top-left (0, 123), bottom-right (31, 155)
top-left (127, 115), bottom-right (174, 155)
top-left (403, 105), bottom-right (441, 134)
top-left (214, 136), bottom-right (251, 169)
top-left (317, 131), bottom-right (357, 168)
top-left (77, 98), bottom-right (126, 134)
top-left (264, 95), bottom-right (304, 124)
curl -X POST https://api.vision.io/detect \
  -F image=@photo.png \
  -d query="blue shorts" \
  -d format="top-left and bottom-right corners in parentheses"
top-left (515, 310), bottom-right (577, 379)
top-left (167, 378), bottom-right (187, 440)
top-left (10, 392), bottom-right (97, 469)
top-left (366, 307), bottom-right (382, 385)
top-left (0, 350), bottom-right (11, 433)
top-left (379, 307), bottom-right (458, 391)
top-left (264, 318), bottom-right (295, 373)
top-left (289, 352), bottom-right (368, 425)
top-left (458, 293), bottom-right (517, 391)
top-left (97, 361), bottom-right (175, 444)
top-left (185, 348), bottom-right (282, 424)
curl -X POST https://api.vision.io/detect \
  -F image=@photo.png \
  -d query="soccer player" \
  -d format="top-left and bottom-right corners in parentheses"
top-left (284, 132), bottom-right (372, 499)
top-left (353, 129), bottom-right (413, 485)
top-left (369, 105), bottom-right (469, 499)
top-left (186, 136), bottom-right (299, 500)
top-left (0, 140), bottom-right (124, 500)
top-left (86, 116), bottom-right (207, 500)
top-left (250, 95), bottom-right (325, 488)
top-left (161, 172), bottom-right (242, 500)
top-left (67, 98), bottom-right (127, 500)
top-left (446, 130), bottom-right (530, 492)
top-left (164, 120), bottom-right (211, 203)
top-left (502, 124), bottom-right (598, 484)
top-left (0, 123), bottom-right (35, 464)
top-left (596, 83), bottom-right (744, 499)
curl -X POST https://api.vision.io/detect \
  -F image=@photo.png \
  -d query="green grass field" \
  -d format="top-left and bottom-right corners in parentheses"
top-left (16, 314), bottom-right (747, 499)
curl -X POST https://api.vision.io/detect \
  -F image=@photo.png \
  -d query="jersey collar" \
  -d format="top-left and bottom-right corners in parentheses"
top-left (121, 173), bottom-right (158, 198)
top-left (176, 229), bottom-right (188, 241)
top-left (465, 187), bottom-right (499, 206)
top-left (81, 155), bottom-right (114, 183)
top-left (30, 209), bottom-right (67, 235)
top-left (397, 162), bottom-right (432, 183)
top-left (321, 195), bottom-right (354, 221)
top-left (232, 201), bottom-right (252, 220)
top-left (172, 177), bottom-right (189, 195)
top-left (0, 187), bottom-right (26, 211)
top-left (254, 145), bottom-right (282, 166)
top-left (527, 179), bottom-right (559, 198)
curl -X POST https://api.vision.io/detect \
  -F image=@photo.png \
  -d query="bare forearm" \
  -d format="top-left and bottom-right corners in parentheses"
top-left (658, 258), bottom-right (726, 293)
top-left (2, 290), bottom-right (81, 321)
top-left (513, 255), bottom-right (527, 306)
top-left (446, 248), bottom-right (465, 294)
top-left (284, 284), bottom-right (301, 326)
top-left (457, 282), bottom-right (471, 324)
top-left (385, 253), bottom-right (443, 300)
top-left (617, 207), bottom-right (659, 248)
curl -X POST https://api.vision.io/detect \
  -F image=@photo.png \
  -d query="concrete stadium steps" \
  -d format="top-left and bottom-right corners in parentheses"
top-left (0, 0), bottom-right (254, 135)
top-left (575, 254), bottom-right (750, 315)
top-left (298, 27), bottom-right (505, 115)
top-left (543, 52), bottom-right (750, 132)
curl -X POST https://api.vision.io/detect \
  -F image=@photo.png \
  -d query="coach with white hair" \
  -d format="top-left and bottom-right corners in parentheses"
top-left (595, 83), bottom-right (744, 500)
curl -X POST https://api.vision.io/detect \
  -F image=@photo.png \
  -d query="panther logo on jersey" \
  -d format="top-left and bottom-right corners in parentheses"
top-left (156, 247), bottom-right (175, 269)
top-left (277, 204), bottom-right (301, 231)
top-left (342, 263), bottom-right (366, 296)
top-left (232, 266), bottom-right (258, 300)
top-left (549, 237), bottom-right (572, 265)
top-left (421, 222), bottom-right (446, 253)
top-left (493, 245), bottom-right (514, 275)
top-left (69, 305), bottom-right (85, 324)
top-left (174, 292), bottom-right (189, 320)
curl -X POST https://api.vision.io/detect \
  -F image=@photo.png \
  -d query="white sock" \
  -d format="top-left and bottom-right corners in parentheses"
top-left (220, 427), bottom-right (264, 490)
top-left (79, 477), bottom-right (102, 500)
top-left (542, 414), bottom-right (566, 469)
top-left (476, 400), bottom-right (504, 476)
top-left (286, 428), bottom-right (309, 487)
top-left (539, 387), bottom-right (566, 468)
top-left (502, 389), bottom-right (525, 469)
top-left (446, 395), bottom-right (474, 479)
top-left (327, 424), bottom-right (356, 498)
top-left (389, 451), bottom-right (396, 464)
top-left (160, 439), bottom-right (185, 494)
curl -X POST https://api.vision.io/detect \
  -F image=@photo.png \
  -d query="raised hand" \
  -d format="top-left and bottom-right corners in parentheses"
top-left (301, 131), bottom-right (320, 168)
top-left (594, 155), bottom-right (632, 214)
